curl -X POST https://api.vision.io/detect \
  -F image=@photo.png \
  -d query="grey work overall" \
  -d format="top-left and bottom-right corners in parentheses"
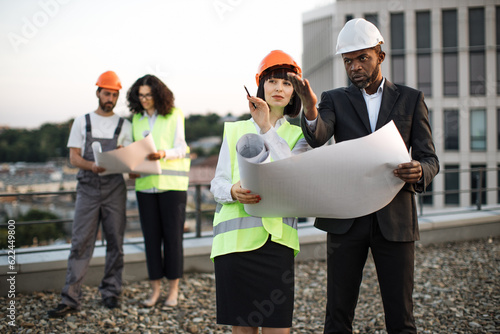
top-left (61, 114), bottom-right (126, 308)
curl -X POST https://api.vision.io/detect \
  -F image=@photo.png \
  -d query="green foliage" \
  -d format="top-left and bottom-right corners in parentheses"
top-left (238, 113), bottom-right (251, 121)
top-left (185, 113), bottom-right (224, 143)
top-left (0, 121), bottom-right (71, 162)
top-left (0, 113), bottom-right (242, 162)
top-left (0, 209), bottom-right (66, 249)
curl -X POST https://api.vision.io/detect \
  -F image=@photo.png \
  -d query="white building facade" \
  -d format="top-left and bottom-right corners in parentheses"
top-left (302, 0), bottom-right (500, 210)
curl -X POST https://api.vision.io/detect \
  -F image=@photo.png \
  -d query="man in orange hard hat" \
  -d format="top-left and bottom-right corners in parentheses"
top-left (48, 71), bottom-right (133, 318)
top-left (289, 19), bottom-right (439, 333)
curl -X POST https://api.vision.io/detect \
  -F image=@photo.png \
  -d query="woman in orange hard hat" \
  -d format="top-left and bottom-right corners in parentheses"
top-left (210, 50), bottom-right (310, 334)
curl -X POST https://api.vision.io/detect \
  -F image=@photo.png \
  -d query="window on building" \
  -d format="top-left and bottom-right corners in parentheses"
top-left (498, 109), bottom-right (500, 150)
top-left (497, 55), bottom-right (500, 95)
top-left (497, 51), bottom-right (500, 95)
top-left (417, 54), bottom-right (432, 96)
top-left (470, 52), bottom-right (486, 95)
top-left (469, 8), bottom-right (485, 47)
top-left (471, 164), bottom-right (487, 205)
top-left (345, 14), bottom-right (353, 22)
top-left (470, 109), bottom-right (486, 151)
top-left (417, 11), bottom-right (432, 96)
top-left (442, 9), bottom-right (458, 96)
top-left (445, 164), bottom-right (460, 205)
top-left (391, 56), bottom-right (405, 85)
top-left (498, 164), bottom-right (500, 204)
top-left (497, 6), bottom-right (500, 95)
top-left (443, 53), bottom-right (459, 95)
top-left (303, 16), bottom-right (335, 93)
top-left (422, 181), bottom-right (434, 205)
top-left (442, 10), bottom-right (458, 49)
top-left (469, 8), bottom-right (485, 95)
top-left (444, 109), bottom-right (459, 150)
top-left (364, 13), bottom-right (379, 28)
top-left (391, 13), bottom-right (405, 85)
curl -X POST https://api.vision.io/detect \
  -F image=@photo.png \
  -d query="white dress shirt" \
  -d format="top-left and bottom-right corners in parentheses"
top-left (362, 78), bottom-right (385, 132)
top-left (210, 117), bottom-right (310, 204)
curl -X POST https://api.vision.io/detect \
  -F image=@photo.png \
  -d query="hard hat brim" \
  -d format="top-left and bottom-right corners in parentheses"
top-left (336, 41), bottom-right (384, 55)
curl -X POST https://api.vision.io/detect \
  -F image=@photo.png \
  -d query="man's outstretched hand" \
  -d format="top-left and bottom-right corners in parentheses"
top-left (287, 72), bottom-right (318, 120)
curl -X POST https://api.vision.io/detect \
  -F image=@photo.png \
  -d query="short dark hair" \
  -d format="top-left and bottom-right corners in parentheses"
top-left (96, 87), bottom-right (119, 94)
top-left (127, 75), bottom-right (175, 116)
top-left (372, 44), bottom-right (383, 54)
top-left (256, 67), bottom-right (301, 118)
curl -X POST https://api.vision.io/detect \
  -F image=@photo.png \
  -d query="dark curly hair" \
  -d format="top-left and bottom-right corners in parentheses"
top-left (256, 67), bottom-right (302, 118)
top-left (127, 75), bottom-right (175, 116)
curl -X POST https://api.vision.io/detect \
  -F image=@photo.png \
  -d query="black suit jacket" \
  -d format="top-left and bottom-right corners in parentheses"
top-left (301, 80), bottom-right (439, 242)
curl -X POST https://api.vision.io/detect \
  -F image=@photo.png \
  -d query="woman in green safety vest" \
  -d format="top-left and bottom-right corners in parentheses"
top-left (127, 75), bottom-right (190, 308)
top-left (210, 50), bottom-right (310, 334)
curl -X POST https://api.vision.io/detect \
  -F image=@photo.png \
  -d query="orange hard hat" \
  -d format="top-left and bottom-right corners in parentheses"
top-left (255, 50), bottom-right (302, 86)
top-left (96, 71), bottom-right (122, 90)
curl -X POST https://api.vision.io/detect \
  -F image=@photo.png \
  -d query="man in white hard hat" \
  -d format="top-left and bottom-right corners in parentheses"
top-left (289, 18), bottom-right (439, 333)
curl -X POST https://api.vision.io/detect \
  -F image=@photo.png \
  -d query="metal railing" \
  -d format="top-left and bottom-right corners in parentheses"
top-left (1, 166), bottom-right (500, 253)
top-left (417, 166), bottom-right (500, 215)
top-left (0, 183), bottom-right (216, 253)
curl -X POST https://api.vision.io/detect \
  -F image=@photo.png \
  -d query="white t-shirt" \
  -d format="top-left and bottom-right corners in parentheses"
top-left (67, 112), bottom-right (133, 154)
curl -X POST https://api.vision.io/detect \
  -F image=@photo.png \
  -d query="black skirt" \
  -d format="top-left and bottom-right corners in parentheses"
top-left (214, 237), bottom-right (295, 328)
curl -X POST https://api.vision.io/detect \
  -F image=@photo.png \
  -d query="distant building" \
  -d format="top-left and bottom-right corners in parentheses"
top-left (221, 114), bottom-right (240, 123)
top-left (189, 155), bottom-right (218, 184)
top-left (0, 162), bottom-right (77, 193)
top-left (302, 0), bottom-right (500, 210)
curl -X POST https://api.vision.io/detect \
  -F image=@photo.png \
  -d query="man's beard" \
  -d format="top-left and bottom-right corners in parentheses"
top-left (350, 66), bottom-right (380, 90)
top-left (99, 100), bottom-right (115, 112)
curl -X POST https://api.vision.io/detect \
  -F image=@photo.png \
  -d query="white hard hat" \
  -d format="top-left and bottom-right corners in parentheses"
top-left (336, 18), bottom-right (384, 55)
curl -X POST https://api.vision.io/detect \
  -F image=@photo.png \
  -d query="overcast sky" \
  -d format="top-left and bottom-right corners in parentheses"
top-left (0, 0), bottom-right (334, 129)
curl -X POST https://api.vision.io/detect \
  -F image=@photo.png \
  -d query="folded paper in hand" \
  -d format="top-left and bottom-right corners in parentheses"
top-left (236, 121), bottom-right (410, 219)
top-left (92, 134), bottom-right (161, 175)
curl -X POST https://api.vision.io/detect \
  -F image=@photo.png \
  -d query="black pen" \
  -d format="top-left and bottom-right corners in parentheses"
top-left (244, 85), bottom-right (257, 109)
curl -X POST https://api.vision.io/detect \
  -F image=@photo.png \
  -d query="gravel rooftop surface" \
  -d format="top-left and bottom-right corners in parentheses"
top-left (1, 237), bottom-right (498, 334)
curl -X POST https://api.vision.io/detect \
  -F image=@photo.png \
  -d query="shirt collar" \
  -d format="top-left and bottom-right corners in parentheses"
top-left (251, 116), bottom-right (286, 130)
top-left (361, 77), bottom-right (385, 98)
top-left (139, 110), bottom-right (158, 120)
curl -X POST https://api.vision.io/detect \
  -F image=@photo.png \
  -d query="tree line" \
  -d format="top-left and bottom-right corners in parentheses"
top-left (0, 113), bottom-right (251, 163)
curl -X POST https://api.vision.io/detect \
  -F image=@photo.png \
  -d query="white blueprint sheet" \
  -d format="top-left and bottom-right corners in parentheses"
top-left (236, 121), bottom-right (411, 219)
top-left (92, 134), bottom-right (161, 175)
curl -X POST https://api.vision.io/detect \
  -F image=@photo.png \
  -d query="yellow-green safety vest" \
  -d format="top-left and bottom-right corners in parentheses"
top-left (210, 119), bottom-right (304, 260)
top-left (132, 108), bottom-right (190, 191)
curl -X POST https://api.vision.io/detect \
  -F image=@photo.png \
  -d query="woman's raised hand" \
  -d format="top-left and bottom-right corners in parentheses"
top-left (247, 95), bottom-right (271, 133)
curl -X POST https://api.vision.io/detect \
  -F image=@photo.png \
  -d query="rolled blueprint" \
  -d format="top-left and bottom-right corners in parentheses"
top-left (236, 133), bottom-right (270, 164)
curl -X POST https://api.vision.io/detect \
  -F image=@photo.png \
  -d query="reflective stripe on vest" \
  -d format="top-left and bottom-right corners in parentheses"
top-left (132, 108), bottom-right (190, 191)
top-left (211, 119), bottom-right (304, 259)
top-left (160, 152), bottom-right (191, 176)
top-left (213, 215), bottom-right (297, 237)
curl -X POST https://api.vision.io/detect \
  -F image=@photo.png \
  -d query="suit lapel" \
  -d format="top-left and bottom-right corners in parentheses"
top-left (345, 85), bottom-right (371, 133)
top-left (375, 80), bottom-right (400, 130)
